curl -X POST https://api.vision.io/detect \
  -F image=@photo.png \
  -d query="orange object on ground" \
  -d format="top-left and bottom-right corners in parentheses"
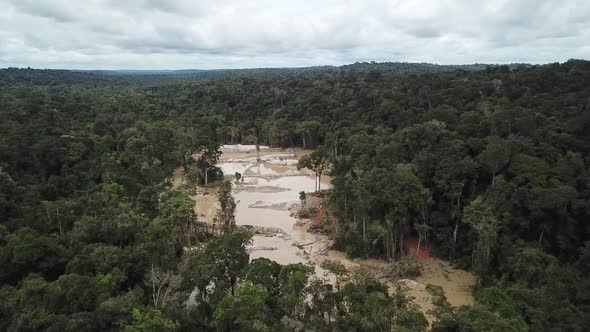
top-left (312, 207), bottom-right (335, 225)
top-left (403, 237), bottom-right (431, 260)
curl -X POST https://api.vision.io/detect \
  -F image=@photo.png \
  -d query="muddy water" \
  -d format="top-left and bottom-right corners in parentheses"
top-left (219, 146), bottom-right (331, 265)
top-left (216, 145), bottom-right (475, 321)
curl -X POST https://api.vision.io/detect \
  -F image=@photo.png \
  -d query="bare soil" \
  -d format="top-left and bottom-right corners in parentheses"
top-left (174, 145), bottom-right (476, 325)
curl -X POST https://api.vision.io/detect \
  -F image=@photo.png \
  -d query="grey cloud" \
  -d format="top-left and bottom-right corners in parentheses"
top-left (7, 0), bottom-right (76, 22)
top-left (0, 0), bottom-right (588, 69)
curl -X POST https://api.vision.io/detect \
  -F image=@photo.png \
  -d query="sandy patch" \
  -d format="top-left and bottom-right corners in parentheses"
top-left (311, 249), bottom-right (476, 325)
top-left (403, 258), bottom-right (476, 323)
top-left (178, 145), bottom-right (474, 324)
top-left (248, 200), bottom-right (298, 211)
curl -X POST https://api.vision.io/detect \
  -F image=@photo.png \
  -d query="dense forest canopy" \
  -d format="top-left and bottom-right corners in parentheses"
top-left (1, 60), bottom-right (589, 331)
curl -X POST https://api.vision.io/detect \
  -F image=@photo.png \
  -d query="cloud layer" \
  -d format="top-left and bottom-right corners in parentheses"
top-left (1, 0), bottom-right (589, 69)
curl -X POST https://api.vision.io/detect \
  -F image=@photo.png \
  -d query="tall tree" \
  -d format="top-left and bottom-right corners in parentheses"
top-left (297, 150), bottom-right (330, 193)
top-left (218, 180), bottom-right (236, 234)
top-left (477, 136), bottom-right (511, 187)
top-left (463, 196), bottom-right (499, 275)
top-left (196, 142), bottom-right (221, 186)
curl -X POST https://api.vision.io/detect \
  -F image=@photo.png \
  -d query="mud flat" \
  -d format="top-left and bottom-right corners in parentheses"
top-left (311, 249), bottom-right (476, 324)
top-left (402, 258), bottom-right (476, 322)
top-left (219, 145), bottom-right (330, 265)
top-left (181, 145), bottom-right (476, 322)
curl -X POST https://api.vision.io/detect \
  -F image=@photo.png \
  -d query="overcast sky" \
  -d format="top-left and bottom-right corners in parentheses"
top-left (1, 0), bottom-right (589, 69)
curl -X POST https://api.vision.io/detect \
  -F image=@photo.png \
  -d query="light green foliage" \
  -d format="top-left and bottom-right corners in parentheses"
top-left (509, 154), bottom-right (549, 186)
top-left (507, 246), bottom-right (560, 287)
top-left (279, 263), bottom-right (313, 296)
top-left (336, 270), bottom-right (428, 331)
top-left (158, 190), bottom-right (201, 247)
top-left (213, 282), bottom-right (270, 330)
top-left (320, 260), bottom-right (347, 288)
top-left (158, 191), bottom-right (195, 222)
top-left (463, 196), bottom-right (499, 275)
top-left (124, 308), bottom-right (179, 332)
top-left (429, 284), bottom-right (527, 332)
top-left (398, 254), bottom-right (424, 278)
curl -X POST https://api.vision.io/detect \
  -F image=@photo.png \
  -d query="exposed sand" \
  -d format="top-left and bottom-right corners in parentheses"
top-left (174, 145), bottom-right (475, 323)
top-left (312, 249), bottom-right (476, 325)
top-left (171, 167), bottom-right (186, 189)
top-left (190, 192), bottom-right (218, 223)
top-left (405, 258), bottom-right (476, 322)
top-left (217, 145), bottom-right (332, 264)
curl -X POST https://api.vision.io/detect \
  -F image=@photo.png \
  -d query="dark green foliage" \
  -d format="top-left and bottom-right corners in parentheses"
top-left (1, 61), bottom-right (590, 330)
top-left (213, 282), bottom-right (271, 331)
top-left (1, 227), bottom-right (66, 282)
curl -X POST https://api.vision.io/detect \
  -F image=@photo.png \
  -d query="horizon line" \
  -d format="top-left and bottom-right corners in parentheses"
top-left (1, 59), bottom-right (587, 72)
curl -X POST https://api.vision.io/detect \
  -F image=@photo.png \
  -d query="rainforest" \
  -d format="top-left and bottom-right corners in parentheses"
top-left (1, 61), bottom-right (590, 331)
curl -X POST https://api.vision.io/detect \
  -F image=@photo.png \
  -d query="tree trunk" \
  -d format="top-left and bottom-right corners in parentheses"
top-left (314, 175), bottom-right (318, 192)
top-left (452, 191), bottom-right (462, 260)
top-left (417, 234), bottom-right (421, 258)
top-left (392, 229), bottom-right (397, 261)
top-left (362, 216), bottom-right (367, 252)
top-left (151, 264), bottom-right (157, 307)
top-left (181, 154), bottom-right (188, 172)
top-left (452, 220), bottom-right (459, 258)
top-left (344, 193), bottom-right (348, 220)
top-left (57, 208), bottom-right (63, 237)
top-left (491, 171), bottom-right (496, 187)
top-left (385, 232), bottom-right (390, 260)
top-left (362, 216), bottom-right (366, 241)
top-left (334, 141), bottom-right (337, 158)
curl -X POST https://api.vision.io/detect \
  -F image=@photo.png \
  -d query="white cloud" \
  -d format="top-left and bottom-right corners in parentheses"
top-left (0, 0), bottom-right (588, 69)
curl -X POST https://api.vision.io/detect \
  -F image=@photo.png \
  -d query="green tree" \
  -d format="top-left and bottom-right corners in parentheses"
top-left (243, 258), bottom-right (282, 296)
top-left (463, 196), bottom-right (499, 275)
top-left (298, 191), bottom-right (306, 212)
top-left (214, 282), bottom-right (271, 331)
top-left (477, 136), bottom-right (511, 187)
top-left (297, 150), bottom-right (330, 193)
top-left (196, 142), bottom-right (221, 185)
top-left (123, 308), bottom-right (179, 332)
top-left (217, 180), bottom-right (236, 234)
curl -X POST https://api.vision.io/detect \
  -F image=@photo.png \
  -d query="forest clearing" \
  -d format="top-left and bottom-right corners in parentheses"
top-left (173, 144), bottom-right (476, 323)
